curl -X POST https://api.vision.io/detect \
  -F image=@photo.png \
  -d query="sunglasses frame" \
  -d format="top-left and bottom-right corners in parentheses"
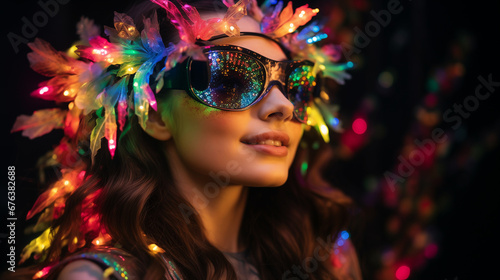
top-left (159, 44), bottom-right (319, 123)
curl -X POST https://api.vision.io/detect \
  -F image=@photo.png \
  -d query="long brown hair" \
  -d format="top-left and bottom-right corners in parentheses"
top-left (9, 1), bottom-right (354, 279)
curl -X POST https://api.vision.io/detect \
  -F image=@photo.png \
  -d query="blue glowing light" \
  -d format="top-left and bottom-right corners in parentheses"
top-left (337, 239), bottom-right (345, 247)
top-left (330, 117), bottom-right (340, 127)
top-left (306, 33), bottom-right (328, 44)
top-left (341, 230), bottom-right (350, 240)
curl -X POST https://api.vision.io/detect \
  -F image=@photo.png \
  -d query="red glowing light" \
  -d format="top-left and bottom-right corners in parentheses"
top-left (395, 265), bottom-right (411, 280)
top-left (78, 170), bottom-right (86, 180)
top-left (352, 118), bottom-right (367, 135)
top-left (33, 266), bottom-right (51, 279)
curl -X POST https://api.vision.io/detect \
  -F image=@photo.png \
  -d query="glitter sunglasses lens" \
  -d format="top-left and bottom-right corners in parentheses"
top-left (287, 65), bottom-right (316, 122)
top-left (192, 51), bottom-right (265, 109)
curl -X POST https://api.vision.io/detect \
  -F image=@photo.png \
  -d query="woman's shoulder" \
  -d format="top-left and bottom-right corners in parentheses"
top-left (56, 259), bottom-right (106, 280)
top-left (41, 246), bottom-right (140, 280)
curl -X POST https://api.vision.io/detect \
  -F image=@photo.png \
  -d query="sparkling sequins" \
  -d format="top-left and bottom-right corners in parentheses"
top-left (79, 251), bottom-right (130, 279)
top-left (38, 247), bottom-right (138, 280)
top-left (287, 65), bottom-right (315, 122)
top-left (193, 51), bottom-right (265, 109)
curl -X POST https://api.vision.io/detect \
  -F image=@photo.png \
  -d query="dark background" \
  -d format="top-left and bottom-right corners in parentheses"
top-left (2, 0), bottom-right (499, 279)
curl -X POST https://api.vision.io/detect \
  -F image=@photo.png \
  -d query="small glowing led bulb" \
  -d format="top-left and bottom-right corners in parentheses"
top-left (39, 86), bottom-right (49, 95)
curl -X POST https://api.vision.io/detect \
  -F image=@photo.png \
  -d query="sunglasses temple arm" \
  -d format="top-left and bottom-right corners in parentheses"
top-left (154, 59), bottom-right (191, 94)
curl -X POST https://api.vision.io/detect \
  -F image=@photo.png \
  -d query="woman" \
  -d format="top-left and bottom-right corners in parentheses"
top-left (9, 0), bottom-right (361, 279)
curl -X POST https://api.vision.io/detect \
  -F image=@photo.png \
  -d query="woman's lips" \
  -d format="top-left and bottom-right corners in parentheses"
top-left (245, 139), bottom-right (283, 146)
top-left (240, 131), bottom-right (290, 157)
top-left (243, 143), bottom-right (288, 157)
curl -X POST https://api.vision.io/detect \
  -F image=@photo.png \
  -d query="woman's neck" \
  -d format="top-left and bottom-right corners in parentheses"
top-left (198, 186), bottom-right (248, 253)
top-left (165, 144), bottom-right (248, 253)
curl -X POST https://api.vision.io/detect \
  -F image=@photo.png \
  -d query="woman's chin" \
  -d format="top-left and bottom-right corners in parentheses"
top-left (238, 173), bottom-right (289, 188)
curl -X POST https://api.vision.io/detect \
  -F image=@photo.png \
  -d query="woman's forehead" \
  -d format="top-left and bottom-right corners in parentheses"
top-left (200, 14), bottom-right (288, 61)
top-left (200, 12), bottom-right (261, 32)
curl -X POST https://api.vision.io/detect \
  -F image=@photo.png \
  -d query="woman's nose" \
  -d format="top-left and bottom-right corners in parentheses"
top-left (255, 85), bottom-right (294, 122)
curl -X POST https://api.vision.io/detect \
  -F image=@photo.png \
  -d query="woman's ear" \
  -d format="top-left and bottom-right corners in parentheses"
top-left (144, 108), bottom-right (172, 141)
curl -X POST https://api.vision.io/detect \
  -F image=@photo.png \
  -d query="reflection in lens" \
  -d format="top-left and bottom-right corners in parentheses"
top-left (193, 51), bottom-right (265, 109)
top-left (287, 65), bottom-right (315, 122)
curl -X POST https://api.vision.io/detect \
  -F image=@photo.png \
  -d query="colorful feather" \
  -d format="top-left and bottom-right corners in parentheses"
top-left (104, 106), bottom-right (118, 158)
top-left (117, 79), bottom-right (129, 131)
top-left (113, 11), bottom-right (140, 40)
top-left (74, 64), bottom-right (110, 114)
top-left (151, 0), bottom-right (196, 43)
top-left (260, 0), bottom-right (283, 34)
top-left (20, 228), bottom-right (54, 265)
top-left (27, 38), bottom-right (87, 77)
top-left (31, 75), bottom-right (81, 102)
top-left (262, 2), bottom-right (319, 38)
top-left (141, 11), bottom-right (165, 54)
top-left (26, 170), bottom-right (81, 220)
top-left (76, 16), bottom-right (101, 44)
top-left (247, 0), bottom-right (264, 22)
top-left (221, 0), bottom-right (250, 36)
top-left (11, 109), bottom-right (66, 139)
top-left (306, 101), bottom-right (330, 143)
top-left (75, 36), bottom-right (122, 64)
top-left (64, 102), bottom-right (82, 138)
top-left (90, 108), bottom-right (105, 162)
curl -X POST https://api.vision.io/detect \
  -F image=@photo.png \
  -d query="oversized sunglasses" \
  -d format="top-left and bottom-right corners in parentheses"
top-left (158, 45), bottom-right (320, 123)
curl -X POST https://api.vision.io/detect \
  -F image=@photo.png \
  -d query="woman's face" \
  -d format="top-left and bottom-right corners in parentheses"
top-left (156, 16), bottom-right (304, 187)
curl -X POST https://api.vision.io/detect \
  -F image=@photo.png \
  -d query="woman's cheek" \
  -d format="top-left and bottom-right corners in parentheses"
top-left (180, 95), bottom-right (245, 129)
top-left (173, 96), bottom-right (248, 171)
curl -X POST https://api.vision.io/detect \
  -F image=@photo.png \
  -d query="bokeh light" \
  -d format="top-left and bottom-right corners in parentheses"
top-left (352, 118), bottom-right (367, 135)
top-left (378, 71), bottom-right (394, 88)
top-left (395, 265), bottom-right (411, 280)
